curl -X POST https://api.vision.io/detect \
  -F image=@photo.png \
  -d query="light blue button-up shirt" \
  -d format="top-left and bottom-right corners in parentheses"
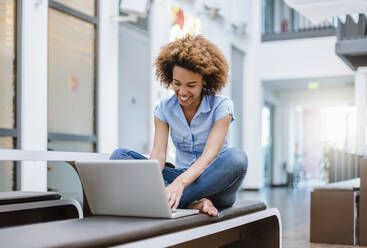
top-left (154, 94), bottom-right (234, 169)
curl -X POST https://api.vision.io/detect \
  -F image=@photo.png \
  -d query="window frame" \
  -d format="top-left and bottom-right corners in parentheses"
top-left (47, 0), bottom-right (99, 151)
top-left (0, 0), bottom-right (20, 146)
top-left (0, 0), bottom-right (21, 190)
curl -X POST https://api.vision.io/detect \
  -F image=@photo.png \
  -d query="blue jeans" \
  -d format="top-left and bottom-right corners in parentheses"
top-left (110, 147), bottom-right (248, 208)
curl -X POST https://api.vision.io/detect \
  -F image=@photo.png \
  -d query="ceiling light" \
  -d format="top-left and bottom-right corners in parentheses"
top-left (308, 82), bottom-right (319, 90)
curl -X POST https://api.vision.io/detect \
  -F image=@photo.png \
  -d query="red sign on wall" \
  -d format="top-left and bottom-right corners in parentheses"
top-left (68, 76), bottom-right (79, 91)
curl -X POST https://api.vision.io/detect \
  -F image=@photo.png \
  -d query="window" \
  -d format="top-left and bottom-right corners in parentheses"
top-left (48, 1), bottom-right (98, 151)
top-left (53, 0), bottom-right (95, 17)
top-left (47, 140), bottom-right (94, 204)
top-left (0, 137), bottom-right (14, 191)
top-left (0, 0), bottom-right (17, 191)
top-left (47, 0), bottom-right (98, 204)
top-left (48, 8), bottom-right (96, 137)
top-left (0, 0), bottom-right (16, 133)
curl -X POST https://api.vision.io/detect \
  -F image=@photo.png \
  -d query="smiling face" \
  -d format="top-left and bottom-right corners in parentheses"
top-left (172, 65), bottom-right (204, 111)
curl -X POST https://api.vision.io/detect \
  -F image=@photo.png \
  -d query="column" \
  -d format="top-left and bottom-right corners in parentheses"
top-left (20, 0), bottom-right (48, 191)
top-left (97, 0), bottom-right (119, 153)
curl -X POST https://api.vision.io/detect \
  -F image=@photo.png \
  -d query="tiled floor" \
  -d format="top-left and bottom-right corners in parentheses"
top-left (237, 187), bottom-right (365, 248)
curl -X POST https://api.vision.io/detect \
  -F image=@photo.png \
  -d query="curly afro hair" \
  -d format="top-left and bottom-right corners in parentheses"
top-left (154, 35), bottom-right (229, 95)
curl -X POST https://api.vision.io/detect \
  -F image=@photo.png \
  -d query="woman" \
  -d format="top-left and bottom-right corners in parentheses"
top-left (111, 35), bottom-right (248, 216)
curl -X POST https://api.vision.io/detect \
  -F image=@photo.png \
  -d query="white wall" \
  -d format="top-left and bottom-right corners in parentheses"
top-left (276, 87), bottom-right (354, 108)
top-left (118, 24), bottom-right (150, 154)
top-left (97, 1), bottom-right (119, 153)
top-left (20, 0), bottom-right (48, 191)
top-left (149, 0), bottom-right (172, 152)
top-left (256, 37), bottom-right (351, 80)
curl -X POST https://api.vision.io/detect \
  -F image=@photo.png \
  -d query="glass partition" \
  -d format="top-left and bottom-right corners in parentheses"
top-left (0, 137), bottom-right (14, 191)
top-left (48, 8), bottom-right (96, 136)
top-left (47, 1), bottom-right (98, 206)
top-left (0, 0), bottom-right (16, 129)
top-left (0, 136), bottom-right (13, 149)
top-left (47, 140), bottom-right (94, 205)
top-left (48, 140), bottom-right (94, 153)
top-left (53, 0), bottom-right (95, 17)
top-left (0, 0), bottom-right (16, 191)
top-left (47, 161), bottom-right (84, 204)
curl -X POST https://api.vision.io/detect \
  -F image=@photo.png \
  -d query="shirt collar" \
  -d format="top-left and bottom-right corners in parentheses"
top-left (196, 95), bottom-right (211, 114)
top-left (167, 94), bottom-right (178, 109)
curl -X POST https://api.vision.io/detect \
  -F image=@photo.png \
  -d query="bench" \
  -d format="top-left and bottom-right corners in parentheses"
top-left (0, 149), bottom-right (282, 247)
top-left (310, 178), bottom-right (360, 245)
top-left (359, 158), bottom-right (367, 246)
top-left (310, 155), bottom-right (367, 246)
top-left (0, 191), bottom-right (82, 228)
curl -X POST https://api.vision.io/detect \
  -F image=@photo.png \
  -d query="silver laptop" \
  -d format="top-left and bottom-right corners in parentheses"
top-left (75, 160), bottom-right (199, 218)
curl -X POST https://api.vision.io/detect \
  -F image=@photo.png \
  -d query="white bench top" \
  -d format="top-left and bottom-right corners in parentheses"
top-left (0, 149), bottom-right (110, 161)
top-left (313, 178), bottom-right (360, 191)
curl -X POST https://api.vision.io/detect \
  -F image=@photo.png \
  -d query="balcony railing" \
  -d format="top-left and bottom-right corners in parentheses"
top-left (335, 14), bottom-right (367, 70)
top-left (262, 0), bottom-right (336, 41)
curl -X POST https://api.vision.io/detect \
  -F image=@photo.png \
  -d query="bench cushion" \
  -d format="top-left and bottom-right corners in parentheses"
top-left (0, 200), bottom-right (266, 248)
top-left (0, 191), bottom-right (61, 205)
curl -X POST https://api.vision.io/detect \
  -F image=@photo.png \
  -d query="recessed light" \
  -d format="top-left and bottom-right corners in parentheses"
top-left (308, 82), bottom-right (319, 90)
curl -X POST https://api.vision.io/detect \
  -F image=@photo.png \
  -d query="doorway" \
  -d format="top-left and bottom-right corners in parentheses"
top-left (262, 103), bottom-right (274, 186)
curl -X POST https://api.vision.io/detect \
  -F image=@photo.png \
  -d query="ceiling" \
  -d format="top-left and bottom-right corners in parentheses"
top-left (284, 0), bottom-right (367, 23)
top-left (262, 75), bottom-right (354, 92)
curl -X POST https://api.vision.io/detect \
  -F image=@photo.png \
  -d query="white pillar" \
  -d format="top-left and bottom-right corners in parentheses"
top-left (243, 68), bottom-right (264, 189)
top-left (20, 0), bottom-right (48, 191)
top-left (97, 1), bottom-right (119, 153)
top-left (149, 0), bottom-right (172, 151)
top-left (287, 106), bottom-right (296, 173)
top-left (355, 67), bottom-right (367, 154)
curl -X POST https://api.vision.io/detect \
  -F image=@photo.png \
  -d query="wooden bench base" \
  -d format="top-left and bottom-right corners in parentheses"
top-left (123, 208), bottom-right (281, 248)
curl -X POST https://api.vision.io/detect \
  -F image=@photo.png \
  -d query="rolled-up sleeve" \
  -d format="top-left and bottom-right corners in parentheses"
top-left (214, 98), bottom-right (235, 123)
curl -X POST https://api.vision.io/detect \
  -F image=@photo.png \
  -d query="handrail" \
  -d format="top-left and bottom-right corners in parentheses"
top-left (0, 149), bottom-right (110, 161)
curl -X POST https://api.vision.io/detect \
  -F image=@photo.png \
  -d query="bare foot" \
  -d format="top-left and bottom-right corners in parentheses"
top-left (188, 198), bottom-right (218, 216)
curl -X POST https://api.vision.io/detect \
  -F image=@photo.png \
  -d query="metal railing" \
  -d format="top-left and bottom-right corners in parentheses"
top-left (262, 0), bottom-right (336, 41)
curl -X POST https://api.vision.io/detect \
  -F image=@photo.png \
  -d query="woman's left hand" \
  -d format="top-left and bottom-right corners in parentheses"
top-left (165, 180), bottom-right (185, 210)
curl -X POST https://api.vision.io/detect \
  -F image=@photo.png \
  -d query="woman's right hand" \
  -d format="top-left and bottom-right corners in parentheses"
top-left (165, 180), bottom-right (185, 210)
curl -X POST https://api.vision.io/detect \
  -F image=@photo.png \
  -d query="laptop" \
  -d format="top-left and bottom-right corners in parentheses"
top-left (75, 160), bottom-right (199, 218)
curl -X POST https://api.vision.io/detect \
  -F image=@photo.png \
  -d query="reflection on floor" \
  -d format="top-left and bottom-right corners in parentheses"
top-left (237, 187), bottom-right (365, 248)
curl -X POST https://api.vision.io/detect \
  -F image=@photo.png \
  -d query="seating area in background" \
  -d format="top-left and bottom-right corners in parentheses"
top-left (310, 151), bottom-right (367, 246)
top-left (327, 149), bottom-right (361, 183)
